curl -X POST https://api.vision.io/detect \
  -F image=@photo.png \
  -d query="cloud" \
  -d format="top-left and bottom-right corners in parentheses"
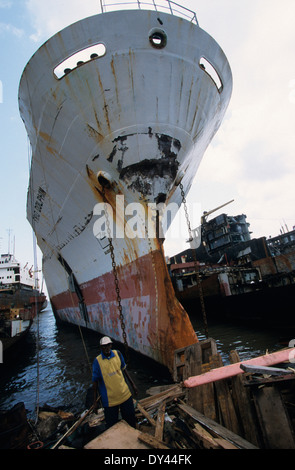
top-left (25, 0), bottom-right (100, 42)
top-left (0, 22), bottom-right (24, 37)
top-left (183, 0), bottom-right (295, 247)
top-left (0, 0), bottom-right (12, 8)
top-left (21, 0), bottom-right (295, 252)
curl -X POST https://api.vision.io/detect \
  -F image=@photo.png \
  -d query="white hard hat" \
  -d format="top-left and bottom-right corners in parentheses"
top-left (100, 336), bottom-right (112, 346)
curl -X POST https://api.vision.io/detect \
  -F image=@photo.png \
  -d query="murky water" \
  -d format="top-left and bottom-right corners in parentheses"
top-left (0, 307), bottom-right (172, 419)
top-left (0, 306), bottom-right (289, 420)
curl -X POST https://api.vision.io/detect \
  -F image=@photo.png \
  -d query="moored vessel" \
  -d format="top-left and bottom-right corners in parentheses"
top-left (170, 212), bottom-right (295, 330)
top-left (0, 253), bottom-right (47, 351)
top-left (19, 0), bottom-right (232, 371)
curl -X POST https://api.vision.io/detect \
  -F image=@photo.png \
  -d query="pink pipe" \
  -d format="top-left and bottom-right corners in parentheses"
top-left (183, 348), bottom-right (295, 388)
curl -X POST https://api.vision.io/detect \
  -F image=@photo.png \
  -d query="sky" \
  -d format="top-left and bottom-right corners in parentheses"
top-left (1, 0), bottom-right (295, 277)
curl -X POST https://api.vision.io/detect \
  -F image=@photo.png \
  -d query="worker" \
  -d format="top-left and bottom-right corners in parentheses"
top-left (92, 336), bottom-right (138, 429)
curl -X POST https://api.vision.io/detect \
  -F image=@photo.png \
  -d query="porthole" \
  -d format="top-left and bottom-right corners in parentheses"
top-left (149, 28), bottom-right (167, 49)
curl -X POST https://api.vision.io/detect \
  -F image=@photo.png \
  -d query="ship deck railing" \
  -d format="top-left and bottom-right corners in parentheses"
top-left (99, 0), bottom-right (198, 24)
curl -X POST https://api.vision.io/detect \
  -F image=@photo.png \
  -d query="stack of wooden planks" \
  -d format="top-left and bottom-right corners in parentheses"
top-left (134, 372), bottom-right (258, 449)
top-left (173, 339), bottom-right (295, 449)
top-left (133, 339), bottom-right (295, 449)
top-left (135, 384), bottom-right (257, 449)
top-left (83, 339), bottom-right (295, 450)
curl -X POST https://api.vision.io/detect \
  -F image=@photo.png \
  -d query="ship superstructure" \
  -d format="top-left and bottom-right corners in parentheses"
top-left (0, 254), bottom-right (35, 288)
top-left (0, 253), bottom-right (47, 350)
top-left (19, 1), bottom-right (232, 371)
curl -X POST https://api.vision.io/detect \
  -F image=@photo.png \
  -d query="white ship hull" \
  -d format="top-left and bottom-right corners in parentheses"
top-left (19, 4), bottom-right (232, 371)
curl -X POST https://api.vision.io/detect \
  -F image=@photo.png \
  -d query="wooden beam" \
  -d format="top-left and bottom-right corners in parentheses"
top-left (210, 354), bottom-right (240, 435)
top-left (214, 438), bottom-right (239, 449)
top-left (183, 340), bottom-right (218, 421)
top-left (184, 342), bottom-right (203, 411)
top-left (245, 373), bottom-right (295, 387)
top-left (177, 402), bottom-right (258, 449)
top-left (136, 402), bottom-right (156, 427)
top-left (252, 386), bottom-right (295, 449)
top-left (52, 404), bottom-right (96, 449)
top-left (229, 350), bottom-right (261, 448)
top-left (240, 364), bottom-right (292, 376)
top-left (138, 432), bottom-right (169, 449)
top-left (184, 348), bottom-right (295, 388)
top-left (154, 400), bottom-right (166, 441)
top-left (138, 385), bottom-right (183, 411)
top-left (192, 423), bottom-right (221, 449)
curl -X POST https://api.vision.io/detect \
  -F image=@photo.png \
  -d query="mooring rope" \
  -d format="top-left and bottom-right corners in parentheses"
top-left (27, 138), bottom-right (41, 424)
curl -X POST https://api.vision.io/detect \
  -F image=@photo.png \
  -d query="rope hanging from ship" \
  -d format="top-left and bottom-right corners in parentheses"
top-left (27, 138), bottom-right (41, 424)
top-left (179, 183), bottom-right (209, 339)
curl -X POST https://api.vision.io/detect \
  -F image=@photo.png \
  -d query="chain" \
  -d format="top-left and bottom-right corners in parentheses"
top-left (102, 187), bottom-right (129, 362)
top-left (179, 183), bottom-right (209, 338)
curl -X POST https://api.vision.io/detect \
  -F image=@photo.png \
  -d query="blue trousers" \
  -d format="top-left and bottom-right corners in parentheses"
top-left (104, 396), bottom-right (136, 429)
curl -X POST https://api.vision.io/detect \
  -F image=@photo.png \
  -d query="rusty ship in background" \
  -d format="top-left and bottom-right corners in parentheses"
top-left (0, 253), bottom-right (47, 351)
top-left (18, 1), bottom-right (232, 372)
top-left (170, 209), bottom-right (295, 331)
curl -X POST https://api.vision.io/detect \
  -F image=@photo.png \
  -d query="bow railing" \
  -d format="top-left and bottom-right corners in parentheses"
top-left (99, 0), bottom-right (198, 24)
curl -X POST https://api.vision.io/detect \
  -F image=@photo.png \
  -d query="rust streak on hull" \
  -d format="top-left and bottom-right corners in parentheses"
top-left (51, 248), bottom-right (197, 372)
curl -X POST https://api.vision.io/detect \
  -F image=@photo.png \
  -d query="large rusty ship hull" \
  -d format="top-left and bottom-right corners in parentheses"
top-left (19, 3), bottom-right (232, 372)
top-left (52, 247), bottom-right (197, 368)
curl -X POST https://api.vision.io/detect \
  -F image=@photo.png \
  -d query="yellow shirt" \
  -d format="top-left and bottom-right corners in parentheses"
top-left (93, 350), bottom-right (131, 407)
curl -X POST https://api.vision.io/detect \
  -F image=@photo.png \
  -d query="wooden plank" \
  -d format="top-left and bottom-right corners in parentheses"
top-left (245, 374), bottom-right (295, 387)
top-left (138, 432), bottom-right (169, 449)
top-left (201, 337), bottom-right (218, 362)
top-left (52, 404), bottom-right (95, 449)
top-left (229, 350), bottom-right (261, 448)
top-left (154, 400), bottom-right (166, 441)
top-left (138, 385), bottom-right (183, 411)
top-left (214, 438), bottom-right (239, 449)
top-left (210, 354), bottom-right (241, 435)
top-left (136, 402), bottom-right (156, 427)
top-left (84, 420), bottom-right (150, 449)
top-left (173, 346), bottom-right (186, 382)
top-left (177, 402), bottom-right (258, 449)
top-left (252, 386), bottom-right (295, 449)
top-left (200, 364), bottom-right (217, 421)
top-left (192, 423), bottom-right (221, 449)
top-left (200, 339), bottom-right (218, 422)
top-left (173, 338), bottom-right (218, 382)
top-left (145, 384), bottom-right (177, 396)
top-left (240, 364), bottom-right (292, 376)
top-left (184, 348), bottom-right (295, 388)
top-left (184, 340), bottom-right (217, 421)
top-left (184, 342), bottom-right (203, 413)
